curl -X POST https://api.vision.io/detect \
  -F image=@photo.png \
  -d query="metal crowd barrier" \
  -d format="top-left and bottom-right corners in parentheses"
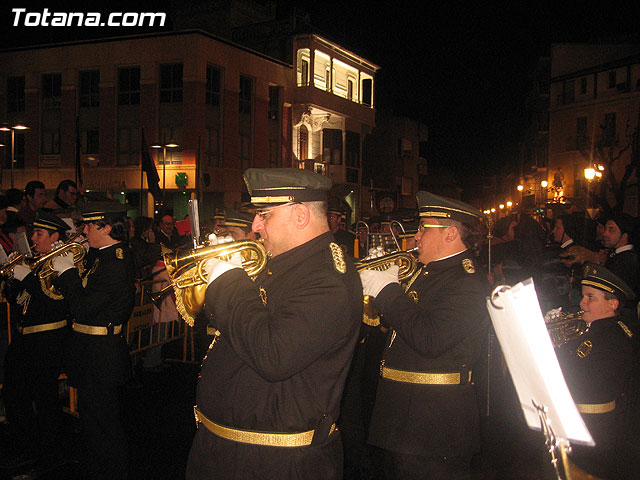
top-left (1, 278), bottom-right (195, 418)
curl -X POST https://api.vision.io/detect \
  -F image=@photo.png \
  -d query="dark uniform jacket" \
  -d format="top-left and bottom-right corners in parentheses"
top-left (2, 270), bottom-right (70, 452)
top-left (555, 316), bottom-right (634, 477)
top-left (4, 270), bottom-right (70, 382)
top-left (605, 247), bottom-right (638, 295)
top-left (54, 242), bottom-right (136, 388)
top-left (367, 250), bottom-right (488, 460)
top-left (187, 232), bottom-right (362, 479)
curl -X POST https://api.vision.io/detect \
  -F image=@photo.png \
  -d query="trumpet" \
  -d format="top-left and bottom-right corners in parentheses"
top-left (355, 248), bottom-right (419, 327)
top-left (355, 247), bottom-right (419, 282)
top-left (545, 310), bottom-right (587, 348)
top-left (0, 232), bottom-right (86, 300)
top-left (154, 237), bottom-right (268, 326)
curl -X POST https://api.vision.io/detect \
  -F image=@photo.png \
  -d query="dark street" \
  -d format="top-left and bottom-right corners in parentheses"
top-left (3, 337), bottom-right (639, 480)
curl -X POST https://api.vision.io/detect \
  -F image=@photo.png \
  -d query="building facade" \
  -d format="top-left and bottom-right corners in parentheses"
top-left (0, 29), bottom-right (377, 219)
top-left (548, 44), bottom-right (640, 213)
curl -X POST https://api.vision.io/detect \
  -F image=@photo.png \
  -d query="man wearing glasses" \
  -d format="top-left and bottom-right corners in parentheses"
top-left (186, 168), bottom-right (362, 479)
top-left (52, 204), bottom-right (136, 480)
top-left (360, 191), bottom-right (489, 480)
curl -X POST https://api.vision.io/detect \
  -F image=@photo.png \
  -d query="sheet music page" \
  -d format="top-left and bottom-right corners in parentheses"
top-left (487, 278), bottom-right (594, 445)
top-left (15, 231), bottom-right (33, 258)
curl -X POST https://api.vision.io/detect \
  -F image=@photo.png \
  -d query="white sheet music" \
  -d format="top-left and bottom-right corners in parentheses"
top-left (487, 278), bottom-right (594, 446)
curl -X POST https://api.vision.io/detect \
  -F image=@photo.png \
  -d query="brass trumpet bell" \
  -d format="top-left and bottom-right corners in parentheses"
top-left (160, 239), bottom-right (268, 326)
top-left (355, 248), bottom-right (419, 282)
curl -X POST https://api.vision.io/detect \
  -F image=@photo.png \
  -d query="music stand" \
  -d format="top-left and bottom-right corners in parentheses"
top-left (487, 278), bottom-right (593, 479)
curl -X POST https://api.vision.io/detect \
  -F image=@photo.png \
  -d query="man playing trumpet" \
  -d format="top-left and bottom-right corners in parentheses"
top-left (2, 210), bottom-right (72, 471)
top-left (186, 168), bottom-right (362, 479)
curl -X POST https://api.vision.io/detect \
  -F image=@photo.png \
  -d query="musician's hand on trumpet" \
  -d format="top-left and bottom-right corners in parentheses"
top-left (51, 252), bottom-right (75, 275)
top-left (203, 252), bottom-right (243, 286)
top-left (359, 264), bottom-right (400, 298)
top-left (12, 263), bottom-right (31, 281)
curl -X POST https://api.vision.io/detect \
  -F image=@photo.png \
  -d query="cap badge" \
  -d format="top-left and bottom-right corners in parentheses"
top-left (462, 258), bottom-right (475, 274)
top-left (408, 290), bottom-right (418, 303)
top-left (116, 248), bottom-right (124, 260)
top-left (329, 242), bottom-right (346, 274)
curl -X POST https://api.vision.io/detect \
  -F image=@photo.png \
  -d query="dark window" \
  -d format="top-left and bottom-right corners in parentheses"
top-left (79, 70), bottom-right (100, 107)
top-left (239, 75), bottom-right (253, 114)
top-left (118, 67), bottom-right (140, 105)
top-left (268, 86), bottom-right (280, 120)
top-left (602, 113), bottom-right (616, 145)
top-left (84, 129), bottom-right (99, 154)
top-left (206, 65), bottom-right (221, 106)
top-left (361, 78), bottom-right (372, 106)
top-left (346, 131), bottom-right (360, 183)
top-left (41, 130), bottom-right (60, 154)
top-left (347, 79), bottom-right (354, 101)
top-left (42, 73), bottom-right (61, 109)
top-left (7, 76), bottom-right (25, 113)
top-left (576, 117), bottom-right (587, 148)
top-left (608, 71), bottom-right (616, 88)
top-left (580, 78), bottom-right (587, 95)
top-left (205, 127), bottom-right (220, 166)
top-left (239, 133), bottom-right (251, 169)
top-left (160, 63), bottom-right (183, 103)
top-left (300, 59), bottom-right (309, 86)
top-left (323, 129), bottom-right (343, 165)
top-left (299, 126), bottom-right (308, 161)
top-left (563, 79), bottom-right (575, 104)
top-left (117, 128), bottom-right (140, 166)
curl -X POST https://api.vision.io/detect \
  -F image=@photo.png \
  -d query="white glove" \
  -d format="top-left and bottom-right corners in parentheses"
top-left (51, 253), bottom-right (75, 274)
top-left (204, 257), bottom-right (242, 286)
top-left (13, 264), bottom-right (31, 281)
top-left (7, 251), bottom-right (21, 263)
top-left (359, 265), bottom-right (400, 298)
top-left (544, 307), bottom-right (563, 323)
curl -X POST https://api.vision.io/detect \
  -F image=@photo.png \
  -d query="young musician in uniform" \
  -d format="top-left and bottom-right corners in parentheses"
top-left (2, 210), bottom-right (72, 470)
top-left (51, 205), bottom-right (136, 480)
top-left (556, 263), bottom-right (635, 479)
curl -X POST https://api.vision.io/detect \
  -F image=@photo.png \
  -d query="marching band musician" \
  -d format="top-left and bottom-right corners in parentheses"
top-left (51, 205), bottom-right (136, 480)
top-left (186, 168), bottom-right (362, 479)
top-left (2, 210), bottom-right (72, 470)
top-left (359, 191), bottom-right (489, 480)
top-left (219, 208), bottom-right (258, 241)
top-left (555, 263), bottom-right (635, 479)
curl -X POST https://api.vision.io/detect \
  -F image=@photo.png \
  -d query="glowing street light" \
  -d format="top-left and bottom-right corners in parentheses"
top-left (0, 122), bottom-right (30, 188)
top-left (541, 180), bottom-right (548, 188)
top-left (151, 139), bottom-right (180, 204)
top-left (499, 204), bottom-right (504, 209)
top-left (584, 167), bottom-right (596, 180)
top-left (506, 201), bottom-right (512, 208)
top-left (517, 185), bottom-right (524, 192)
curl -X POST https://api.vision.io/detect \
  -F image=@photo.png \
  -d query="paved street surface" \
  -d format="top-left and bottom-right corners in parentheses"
top-left (1, 339), bottom-right (639, 480)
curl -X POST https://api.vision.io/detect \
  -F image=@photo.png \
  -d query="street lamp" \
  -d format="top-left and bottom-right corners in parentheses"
top-left (151, 139), bottom-right (179, 204)
top-left (584, 167), bottom-right (596, 180)
top-left (0, 122), bottom-right (30, 188)
top-left (541, 180), bottom-right (548, 188)
top-left (517, 184), bottom-right (524, 192)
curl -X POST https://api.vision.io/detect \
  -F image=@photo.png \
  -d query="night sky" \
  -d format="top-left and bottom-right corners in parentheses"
top-left (2, 1), bottom-right (639, 184)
